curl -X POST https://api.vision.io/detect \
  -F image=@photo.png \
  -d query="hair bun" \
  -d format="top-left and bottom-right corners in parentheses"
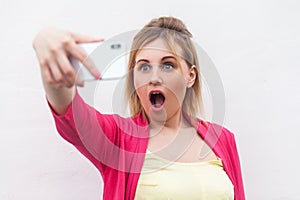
top-left (145, 16), bottom-right (192, 37)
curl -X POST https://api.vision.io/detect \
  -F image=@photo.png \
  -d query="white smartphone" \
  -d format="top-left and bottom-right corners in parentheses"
top-left (70, 41), bottom-right (129, 81)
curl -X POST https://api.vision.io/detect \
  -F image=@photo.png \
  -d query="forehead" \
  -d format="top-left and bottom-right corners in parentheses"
top-left (135, 38), bottom-right (183, 60)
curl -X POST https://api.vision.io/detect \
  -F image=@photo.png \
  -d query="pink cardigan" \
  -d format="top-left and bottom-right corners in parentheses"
top-left (47, 90), bottom-right (245, 200)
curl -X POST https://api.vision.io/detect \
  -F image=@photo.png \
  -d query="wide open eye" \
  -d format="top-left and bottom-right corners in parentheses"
top-left (161, 63), bottom-right (174, 71)
top-left (139, 63), bottom-right (151, 71)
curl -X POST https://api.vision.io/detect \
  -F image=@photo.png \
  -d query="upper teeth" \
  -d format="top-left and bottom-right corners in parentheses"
top-left (152, 92), bottom-right (160, 94)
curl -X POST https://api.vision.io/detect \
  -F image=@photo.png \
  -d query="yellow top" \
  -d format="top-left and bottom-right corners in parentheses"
top-left (134, 150), bottom-right (234, 200)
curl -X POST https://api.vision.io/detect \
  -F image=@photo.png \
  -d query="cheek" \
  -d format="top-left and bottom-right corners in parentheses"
top-left (134, 74), bottom-right (148, 106)
top-left (133, 70), bottom-right (151, 111)
top-left (136, 86), bottom-right (147, 100)
top-left (164, 76), bottom-right (187, 104)
top-left (169, 86), bottom-right (187, 105)
top-left (133, 69), bottom-right (147, 90)
top-left (135, 85), bottom-right (151, 114)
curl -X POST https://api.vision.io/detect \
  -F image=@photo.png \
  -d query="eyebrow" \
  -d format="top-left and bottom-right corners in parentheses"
top-left (136, 56), bottom-right (177, 64)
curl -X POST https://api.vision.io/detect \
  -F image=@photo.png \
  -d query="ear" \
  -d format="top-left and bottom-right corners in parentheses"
top-left (187, 65), bottom-right (197, 88)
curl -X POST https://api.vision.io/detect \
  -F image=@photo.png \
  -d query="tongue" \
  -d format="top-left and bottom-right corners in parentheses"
top-left (154, 95), bottom-right (164, 107)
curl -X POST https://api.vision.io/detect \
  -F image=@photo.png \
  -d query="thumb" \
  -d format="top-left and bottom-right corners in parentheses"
top-left (71, 32), bottom-right (104, 44)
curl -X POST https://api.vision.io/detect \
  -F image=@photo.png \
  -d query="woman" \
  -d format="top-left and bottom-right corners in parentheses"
top-left (33, 16), bottom-right (245, 200)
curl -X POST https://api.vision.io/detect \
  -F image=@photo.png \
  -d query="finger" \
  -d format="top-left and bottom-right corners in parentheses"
top-left (56, 52), bottom-right (76, 87)
top-left (58, 54), bottom-right (84, 87)
top-left (75, 76), bottom-right (85, 87)
top-left (83, 56), bottom-right (101, 80)
top-left (48, 58), bottom-right (66, 85)
top-left (43, 65), bottom-right (62, 89)
top-left (71, 32), bottom-right (104, 44)
top-left (65, 41), bottom-right (101, 79)
top-left (41, 64), bottom-right (55, 85)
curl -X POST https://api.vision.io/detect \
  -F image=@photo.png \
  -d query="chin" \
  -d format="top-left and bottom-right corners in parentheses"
top-left (144, 108), bottom-right (165, 123)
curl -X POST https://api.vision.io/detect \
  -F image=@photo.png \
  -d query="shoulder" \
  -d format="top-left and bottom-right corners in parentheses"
top-left (211, 122), bottom-right (235, 138)
top-left (196, 118), bottom-right (236, 144)
top-left (198, 119), bottom-right (242, 168)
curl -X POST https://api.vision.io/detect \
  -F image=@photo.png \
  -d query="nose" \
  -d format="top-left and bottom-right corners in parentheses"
top-left (149, 66), bottom-right (162, 85)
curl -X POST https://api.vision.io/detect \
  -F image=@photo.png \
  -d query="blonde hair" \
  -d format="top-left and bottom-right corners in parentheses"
top-left (125, 16), bottom-right (204, 121)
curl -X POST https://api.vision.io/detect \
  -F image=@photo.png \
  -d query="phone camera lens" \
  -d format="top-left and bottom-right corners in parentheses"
top-left (111, 44), bottom-right (121, 49)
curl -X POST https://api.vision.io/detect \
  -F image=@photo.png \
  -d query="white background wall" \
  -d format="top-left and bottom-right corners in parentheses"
top-left (1, 0), bottom-right (299, 199)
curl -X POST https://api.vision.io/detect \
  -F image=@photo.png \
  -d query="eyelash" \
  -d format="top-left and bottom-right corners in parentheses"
top-left (139, 64), bottom-right (151, 71)
top-left (161, 62), bottom-right (174, 70)
top-left (138, 62), bottom-right (175, 71)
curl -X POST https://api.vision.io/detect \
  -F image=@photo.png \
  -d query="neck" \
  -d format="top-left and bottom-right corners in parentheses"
top-left (149, 109), bottom-right (191, 131)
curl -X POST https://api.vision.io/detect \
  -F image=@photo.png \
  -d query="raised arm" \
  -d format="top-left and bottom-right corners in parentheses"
top-left (32, 27), bottom-right (103, 115)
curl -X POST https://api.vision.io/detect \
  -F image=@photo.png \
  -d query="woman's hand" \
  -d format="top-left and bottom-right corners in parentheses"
top-left (33, 27), bottom-right (103, 115)
top-left (33, 27), bottom-right (103, 88)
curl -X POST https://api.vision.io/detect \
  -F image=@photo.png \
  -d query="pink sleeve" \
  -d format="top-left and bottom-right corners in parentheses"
top-left (230, 133), bottom-right (246, 200)
top-left (213, 124), bottom-right (246, 200)
top-left (46, 89), bottom-right (120, 174)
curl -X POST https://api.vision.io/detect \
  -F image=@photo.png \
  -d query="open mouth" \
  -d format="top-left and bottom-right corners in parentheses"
top-left (150, 91), bottom-right (165, 108)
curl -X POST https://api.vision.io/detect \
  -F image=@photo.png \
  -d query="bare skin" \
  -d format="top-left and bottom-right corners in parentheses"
top-left (32, 27), bottom-right (103, 115)
top-left (148, 126), bottom-right (218, 162)
top-left (33, 30), bottom-right (217, 162)
top-left (134, 39), bottom-right (217, 162)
